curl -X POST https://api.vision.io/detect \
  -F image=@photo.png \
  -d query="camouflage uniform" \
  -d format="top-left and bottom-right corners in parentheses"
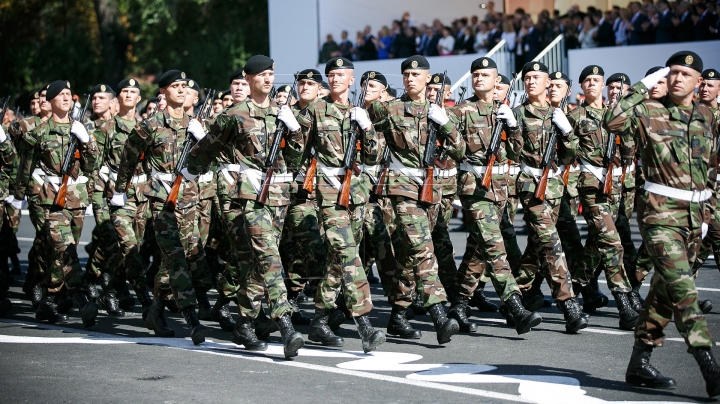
top-left (606, 80), bottom-right (716, 349)
top-left (361, 192), bottom-right (397, 295)
top-left (116, 111), bottom-right (200, 311)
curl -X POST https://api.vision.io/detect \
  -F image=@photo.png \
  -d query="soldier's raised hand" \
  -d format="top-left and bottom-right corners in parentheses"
top-left (71, 121), bottom-right (90, 143)
top-left (497, 104), bottom-right (517, 128)
top-left (109, 191), bottom-right (127, 207)
top-left (187, 119), bottom-right (206, 141)
top-left (428, 104), bottom-right (449, 126)
top-left (641, 66), bottom-right (670, 90)
top-left (278, 105), bottom-right (300, 132)
top-left (552, 108), bottom-right (573, 134)
top-left (350, 107), bottom-right (372, 130)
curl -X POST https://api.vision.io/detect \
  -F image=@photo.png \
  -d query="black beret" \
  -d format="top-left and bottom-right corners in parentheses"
top-left (325, 57), bottom-right (354, 75)
top-left (401, 55), bottom-right (430, 73)
top-left (522, 61), bottom-right (548, 78)
top-left (243, 55), bottom-right (274, 75)
top-left (387, 86), bottom-right (398, 98)
top-left (430, 73), bottom-right (451, 86)
top-left (146, 97), bottom-right (159, 105)
top-left (702, 69), bottom-right (720, 80)
top-left (116, 78), bottom-right (140, 94)
top-left (90, 83), bottom-right (115, 98)
top-left (214, 90), bottom-right (226, 101)
top-left (221, 89), bottom-right (233, 99)
top-left (186, 79), bottom-right (200, 92)
top-left (550, 71), bottom-right (571, 84)
top-left (31, 89), bottom-right (41, 99)
top-left (229, 66), bottom-right (246, 83)
top-left (46, 80), bottom-right (71, 101)
top-left (276, 85), bottom-right (293, 94)
top-left (645, 66), bottom-right (664, 76)
top-left (579, 65), bottom-right (604, 82)
top-left (665, 51), bottom-right (702, 72)
top-left (470, 57), bottom-right (497, 72)
top-left (606, 73), bottom-right (630, 85)
top-left (321, 81), bottom-right (330, 90)
top-left (361, 71), bottom-right (388, 88)
top-left (158, 70), bottom-right (187, 88)
top-left (296, 69), bottom-right (322, 83)
top-left (498, 74), bottom-right (511, 85)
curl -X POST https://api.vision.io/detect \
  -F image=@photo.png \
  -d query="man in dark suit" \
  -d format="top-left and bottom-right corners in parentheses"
top-left (695, 2), bottom-right (718, 41)
top-left (359, 25), bottom-right (378, 60)
top-left (522, 19), bottom-right (543, 64)
top-left (597, 10), bottom-right (617, 46)
top-left (628, 2), bottom-right (649, 44)
top-left (337, 31), bottom-right (354, 60)
top-left (653, 0), bottom-right (678, 43)
top-left (676, 1), bottom-right (694, 41)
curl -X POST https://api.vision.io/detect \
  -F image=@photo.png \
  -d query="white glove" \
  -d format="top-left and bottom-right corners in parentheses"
top-left (71, 121), bottom-right (90, 143)
top-left (497, 104), bottom-right (518, 128)
top-left (0, 125), bottom-right (6, 143)
top-left (702, 222), bottom-right (709, 239)
top-left (552, 108), bottom-right (573, 135)
top-left (350, 107), bottom-right (372, 131)
top-left (640, 66), bottom-right (670, 90)
top-left (187, 119), bottom-right (207, 141)
top-left (181, 167), bottom-right (197, 181)
top-left (278, 105), bottom-right (301, 132)
top-left (428, 104), bottom-right (449, 126)
top-left (109, 191), bottom-right (127, 207)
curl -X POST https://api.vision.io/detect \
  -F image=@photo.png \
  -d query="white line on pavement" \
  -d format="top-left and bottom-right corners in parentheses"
top-left (16, 237), bottom-right (89, 246)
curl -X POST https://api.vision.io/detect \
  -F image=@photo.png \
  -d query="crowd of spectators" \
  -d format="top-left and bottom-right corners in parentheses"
top-left (319, 1), bottom-right (719, 69)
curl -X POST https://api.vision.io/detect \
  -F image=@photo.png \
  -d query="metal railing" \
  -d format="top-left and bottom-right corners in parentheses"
top-left (514, 34), bottom-right (567, 96)
top-left (450, 39), bottom-right (515, 102)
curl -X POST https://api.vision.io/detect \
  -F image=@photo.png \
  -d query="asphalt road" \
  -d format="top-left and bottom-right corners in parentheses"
top-left (1, 210), bottom-right (718, 404)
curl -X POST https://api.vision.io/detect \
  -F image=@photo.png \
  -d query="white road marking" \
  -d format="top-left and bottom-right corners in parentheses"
top-left (16, 236), bottom-right (89, 246)
top-left (596, 279), bottom-right (720, 293)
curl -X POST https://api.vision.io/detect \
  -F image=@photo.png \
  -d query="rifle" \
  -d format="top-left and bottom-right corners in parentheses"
top-left (195, 89), bottom-right (215, 120)
top-left (337, 79), bottom-right (369, 208)
top-left (372, 146), bottom-right (390, 196)
top-left (481, 73), bottom-right (517, 190)
top-left (603, 77), bottom-right (625, 195)
top-left (419, 70), bottom-right (447, 204)
top-left (52, 95), bottom-right (90, 209)
top-left (534, 83), bottom-right (571, 201)
top-left (458, 86), bottom-right (467, 104)
top-left (257, 75), bottom-right (299, 204)
top-left (301, 146), bottom-right (318, 193)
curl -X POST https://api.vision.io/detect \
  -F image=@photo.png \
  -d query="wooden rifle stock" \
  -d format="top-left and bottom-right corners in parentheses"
top-left (373, 166), bottom-right (388, 196)
top-left (603, 160), bottom-right (617, 195)
top-left (258, 166), bottom-right (275, 205)
top-left (419, 166), bottom-right (434, 204)
top-left (52, 174), bottom-right (70, 208)
top-left (481, 154), bottom-right (497, 189)
top-left (562, 159), bottom-right (578, 186)
top-left (534, 167), bottom-right (550, 201)
top-left (302, 156), bottom-right (317, 193)
top-left (337, 170), bottom-right (353, 208)
top-left (620, 164), bottom-right (627, 186)
top-left (164, 175), bottom-right (182, 211)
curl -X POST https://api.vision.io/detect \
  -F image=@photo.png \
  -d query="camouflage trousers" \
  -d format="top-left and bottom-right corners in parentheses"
top-left (632, 191), bottom-right (655, 285)
top-left (216, 198), bottom-right (254, 302)
top-left (388, 196), bottom-right (447, 308)
top-left (499, 195), bottom-right (523, 273)
top-left (88, 195), bottom-right (124, 282)
top-left (635, 224), bottom-right (713, 349)
top-left (455, 196), bottom-right (521, 303)
top-left (149, 201), bottom-right (198, 311)
top-left (573, 189), bottom-right (631, 293)
top-left (26, 200), bottom-right (48, 282)
top-left (281, 198), bottom-right (326, 295)
top-left (692, 209), bottom-right (720, 275)
top-left (110, 199), bottom-right (149, 290)
top-left (557, 194), bottom-right (583, 271)
top-left (616, 187), bottom-right (638, 280)
top-left (432, 195), bottom-right (458, 292)
top-left (515, 192), bottom-right (574, 301)
top-left (361, 199), bottom-right (397, 296)
top-left (185, 197), bottom-right (213, 284)
top-left (0, 201), bottom-right (21, 267)
top-left (42, 206), bottom-right (86, 293)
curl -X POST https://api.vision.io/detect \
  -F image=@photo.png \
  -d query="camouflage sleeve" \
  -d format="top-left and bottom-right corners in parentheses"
top-left (78, 135), bottom-right (99, 174)
top-left (92, 127), bottom-right (108, 171)
top-left (116, 120), bottom-right (153, 193)
top-left (504, 123), bottom-right (522, 161)
top-left (187, 112), bottom-right (237, 175)
top-left (285, 106), bottom-right (312, 170)
top-left (13, 129), bottom-right (39, 199)
top-left (439, 117), bottom-right (464, 161)
top-left (605, 83), bottom-right (648, 160)
top-left (0, 137), bottom-right (16, 166)
top-left (368, 100), bottom-right (390, 135)
top-left (559, 108), bottom-right (581, 164)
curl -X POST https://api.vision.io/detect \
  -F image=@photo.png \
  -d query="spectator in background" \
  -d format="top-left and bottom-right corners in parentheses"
top-left (420, 27), bottom-right (440, 57)
top-left (615, 8), bottom-right (631, 45)
top-left (456, 26), bottom-right (475, 54)
top-left (474, 21), bottom-right (489, 53)
top-left (628, 2), bottom-right (649, 44)
top-left (485, 1), bottom-right (499, 23)
top-left (695, 2), bottom-right (718, 41)
top-left (500, 21), bottom-right (517, 52)
top-left (579, 14), bottom-right (599, 48)
top-left (522, 15), bottom-right (542, 63)
top-left (394, 25), bottom-right (417, 58)
top-left (486, 19), bottom-right (503, 49)
top-left (652, 0), bottom-right (678, 43)
top-left (319, 34), bottom-right (338, 63)
top-left (358, 25), bottom-right (378, 60)
top-left (377, 26), bottom-right (392, 59)
top-left (437, 26), bottom-right (455, 55)
top-left (676, 1), bottom-right (694, 42)
top-left (596, 10), bottom-right (617, 46)
top-left (336, 30), bottom-right (354, 59)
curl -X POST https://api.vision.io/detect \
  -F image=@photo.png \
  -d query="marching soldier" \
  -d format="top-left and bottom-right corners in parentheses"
top-left (0, 108), bottom-right (17, 316)
top-left (606, 52), bottom-right (719, 397)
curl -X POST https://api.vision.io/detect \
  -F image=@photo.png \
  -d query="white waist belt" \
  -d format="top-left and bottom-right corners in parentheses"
top-left (520, 162), bottom-right (564, 179)
top-left (151, 168), bottom-right (176, 194)
top-left (32, 168), bottom-right (88, 192)
top-left (217, 162), bottom-right (292, 194)
top-left (644, 181), bottom-right (712, 203)
top-left (197, 171), bottom-right (214, 183)
top-left (317, 161), bottom-right (344, 191)
top-left (568, 163), bottom-right (581, 173)
top-left (579, 158), bottom-right (623, 183)
top-left (388, 153), bottom-right (425, 185)
top-left (100, 166), bottom-right (147, 185)
top-left (435, 167), bottom-right (458, 178)
top-left (460, 162), bottom-right (509, 178)
top-left (716, 173), bottom-right (720, 182)
top-left (508, 165), bottom-right (521, 176)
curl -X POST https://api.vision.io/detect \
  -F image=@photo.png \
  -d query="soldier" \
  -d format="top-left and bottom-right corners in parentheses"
top-left (212, 91), bottom-right (225, 116)
top-left (111, 70), bottom-right (208, 345)
top-left (186, 56), bottom-right (304, 358)
top-left (274, 85), bottom-right (295, 105)
top-left (287, 57), bottom-right (386, 353)
top-left (14, 80), bottom-right (99, 327)
top-left (606, 52), bottom-right (719, 397)
top-left (319, 81), bottom-right (330, 99)
top-left (368, 55), bottom-right (462, 344)
top-left (229, 68), bottom-right (250, 105)
top-left (0, 114), bottom-right (17, 316)
top-left (512, 62), bottom-right (588, 333)
top-left (568, 65), bottom-right (639, 330)
top-left (447, 57), bottom-right (543, 335)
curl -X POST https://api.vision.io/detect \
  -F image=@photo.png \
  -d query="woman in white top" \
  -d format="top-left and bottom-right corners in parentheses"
top-left (500, 21), bottom-right (516, 51)
top-left (474, 21), bottom-right (489, 53)
top-left (615, 9), bottom-right (631, 45)
top-left (437, 26), bottom-right (455, 56)
top-left (578, 15), bottom-right (599, 48)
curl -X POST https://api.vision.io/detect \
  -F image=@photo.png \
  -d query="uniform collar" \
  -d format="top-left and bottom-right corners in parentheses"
top-left (162, 110), bottom-right (189, 131)
top-left (114, 115), bottom-right (135, 132)
top-left (523, 100), bottom-right (551, 119)
top-left (663, 98), bottom-right (705, 125)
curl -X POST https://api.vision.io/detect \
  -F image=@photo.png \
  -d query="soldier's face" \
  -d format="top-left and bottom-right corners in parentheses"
top-left (471, 69), bottom-right (497, 94)
top-left (318, 88), bottom-right (331, 98)
top-left (402, 70), bottom-right (430, 96)
top-left (39, 91), bottom-right (51, 113)
top-left (212, 99), bottom-right (224, 113)
top-left (548, 80), bottom-right (568, 104)
top-left (157, 94), bottom-right (167, 111)
top-left (297, 79), bottom-right (319, 103)
top-left (222, 96), bottom-right (234, 107)
top-left (275, 92), bottom-right (288, 105)
top-left (184, 88), bottom-right (199, 109)
top-left (580, 75), bottom-right (604, 99)
top-left (247, 71), bottom-right (275, 97)
top-left (145, 102), bottom-right (157, 116)
top-left (230, 79), bottom-right (250, 103)
top-left (326, 70), bottom-right (354, 95)
top-left (606, 82), bottom-right (630, 101)
top-left (30, 99), bottom-right (41, 116)
top-left (92, 92), bottom-right (112, 115)
top-left (50, 89), bottom-right (73, 114)
top-left (649, 77), bottom-right (668, 100)
top-left (524, 72), bottom-right (550, 98)
top-left (699, 80), bottom-right (719, 104)
top-left (118, 88), bottom-right (141, 109)
top-left (494, 83), bottom-right (510, 101)
top-left (161, 81), bottom-right (187, 108)
top-left (363, 80), bottom-right (384, 103)
top-left (667, 65), bottom-right (701, 100)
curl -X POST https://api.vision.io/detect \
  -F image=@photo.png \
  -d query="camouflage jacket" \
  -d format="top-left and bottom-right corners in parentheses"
top-left (289, 96), bottom-right (384, 207)
top-left (449, 96), bottom-right (522, 201)
top-left (0, 135), bottom-right (16, 200)
top-left (368, 95), bottom-right (464, 204)
top-left (116, 110), bottom-right (199, 209)
top-left (6, 115), bottom-right (43, 195)
top-left (187, 99), bottom-right (293, 207)
top-left (568, 104), bottom-right (621, 194)
top-left (94, 115), bottom-right (148, 203)
top-left (513, 100), bottom-right (577, 200)
top-left (14, 118), bottom-right (97, 208)
top-left (287, 102), bottom-right (313, 200)
top-left (605, 81), bottom-right (718, 228)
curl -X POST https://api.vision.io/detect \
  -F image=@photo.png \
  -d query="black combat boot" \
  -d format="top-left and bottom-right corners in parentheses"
top-left (255, 307), bottom-right (279, 340)
top-left (409, 293), bottom-right (427, 315)
top-left (625, 340), bottom-right (676, 389)
top-left (498, 304), bottom-right (516, 327)
top-left (195, 288), bottom-right (212, 321)
top-left (448, 298), bottom-right (477, 333)
top-left (558, 298), bottom-right (588, 333)
top-left (468, 285), bottom-right (499, 312)
top-left (355, 315), bottom-right (386, 353)
top-left (35, 294), bottom-right (69, 324)
top-left (699, 299), bottom-right (713, 314)
top-left (116, 280), bottom-right (135, 309)
top-left (143, 296), bottom-right (175, 337)
top-left (387, 305), bottom-right (422, 339)
top-left (276, 314), bottom-right (304, 359)
top-left (308, 309), bottom-right (344, 347)
top-left (84, 271), bottom-right (100, 304)
top-left (327, 308), bottom-right (346, 332)
top-left (70, 290), bottom-right (98, 328)
top-left (691, 347), bottom-right (720, 397)
top-left (0, 298), bottom-right (11, 317)
top-left (210, 295), bottom-right (236, 331)
top-left (31, 283), bottom-right (45, 309)
top-left (521, 290), bottom-right (544, 313)
top-left (132, 285), bottom-right (153, 321)
top-left (99, 273), bottom-right (125, 317)
top-left (181, 306), bottom-right (207, 345)
top-left (612, 291), bottom-right (639, 330)
top-left (506, 294), bottom-right (543, 335)
top-left (231, 316), bottom-right (267, 351)
top-left (56, 290), bottom-right (74, 315)
top-left (628, 280), bottom-right (644, 313)
top-left (581, 277), bottom-right (609, 313)
top-left (427, 303), bottom-right (459, 345)
top-left (288, 296), bottom-right (311, 325)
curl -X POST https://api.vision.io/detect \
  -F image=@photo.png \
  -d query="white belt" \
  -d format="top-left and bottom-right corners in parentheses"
top-left (579, 158), bottom-right (623, 183)
top-left (520, 162), bottom-right (564, 179)
top-left (568, 163), bottom-right (581, 173)
top-left (217, 162), bottom-right (292, 194)
top-left (637, 159), bottom-right (642, 167)
top-left (644, 181), bottom-right (712, 203)
top-left (716, 173), bottom-right (720, 182)
top-left (197, 171), bottom-right (214, 183)
top-left (460, 162), bottom-right (509, 178)
top-left (151, 168), bottom-right (175, 194)
top-left (508, 165), bottom-right (520, 176)
top-left (388, 153), bottom-right (425, 185)
top-left (317, 161), bottom-right (345, 191)
top-left (624, 161), bottom-right (636, 173)
top-left (32, 168), bottom-right (88, 192)
top-left (435, 167), bottom-right (458, 178)
top-left (100, 165), bottom-right (147, 185)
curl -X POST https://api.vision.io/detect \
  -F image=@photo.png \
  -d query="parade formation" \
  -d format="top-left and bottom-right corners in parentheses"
top-left (0, 49), bottom-right (718, 397)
